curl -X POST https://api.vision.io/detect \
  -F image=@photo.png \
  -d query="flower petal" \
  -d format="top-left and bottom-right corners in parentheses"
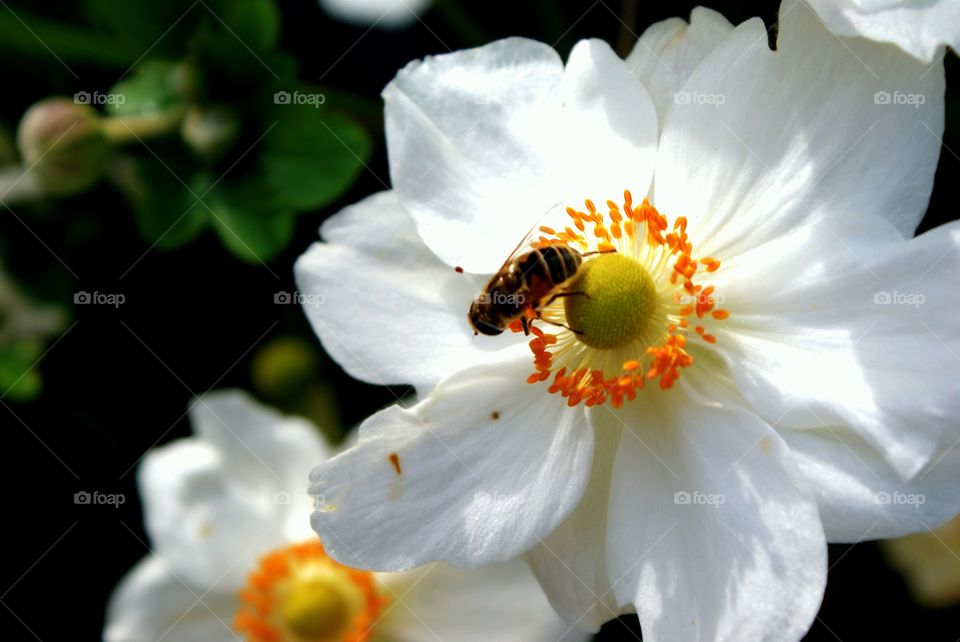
top-left (295, 191), bottom-right (525, 393)
top-left (318, 0), bottom-right (431, 30)
top-left (606, 393), bottom-right (826, 642)
top-left (806, 0), bottom-right (960, 63)
top-left (142, 391), bottom-right (328, 588)
top-left (385, 37), bottom-right (657, 272)
top-left (309, 359), bottom-right (594, 570)
top-left (104, 556), bottom-right (238, 642)
top-left (712, 221), bottom-right (960, 478)
top-left (524, 410), bottom-right (629, 632)
top-left (655, 1), bottom-right (944, 250)
top-left (625, 7), bottom-right (734, 131)
top-left (373, 561), bottom-right (586, 642)
top-left (782, 423), bottom-right (960, 542)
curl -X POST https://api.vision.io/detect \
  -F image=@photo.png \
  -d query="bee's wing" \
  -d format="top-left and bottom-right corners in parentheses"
top-left (495, 202), bottom-right (565, 272)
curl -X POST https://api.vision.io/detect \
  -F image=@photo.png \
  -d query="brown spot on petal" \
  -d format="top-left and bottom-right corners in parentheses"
top-left (454, 266), bottom-right (464, 273)
top-left (491, 411), bottom-right (500, 420)
top-left (388, 452), bottom-right (402, 475)
top-left (759, 435), bottom-right (774, 454)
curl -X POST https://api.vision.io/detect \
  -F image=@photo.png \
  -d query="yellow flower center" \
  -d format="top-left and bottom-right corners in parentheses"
top-left (235, 541), bottom-right (387, 642)
top-left (563, 253), bottom-right (658, 350)
top-left (517, 190), bottom-right (729, 407)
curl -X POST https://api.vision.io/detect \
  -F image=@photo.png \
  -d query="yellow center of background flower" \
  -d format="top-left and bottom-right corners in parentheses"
top-left (235, 540), bottom-right (387, 642)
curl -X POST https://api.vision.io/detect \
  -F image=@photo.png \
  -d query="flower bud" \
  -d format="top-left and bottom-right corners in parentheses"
top-left (16, 98), bottom-right (110, 196)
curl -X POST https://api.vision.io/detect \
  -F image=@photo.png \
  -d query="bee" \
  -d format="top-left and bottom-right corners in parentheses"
top-left (468, 234), bottom-right (589, 337)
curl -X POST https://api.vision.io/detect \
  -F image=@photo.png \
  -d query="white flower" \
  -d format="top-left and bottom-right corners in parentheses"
top-left (806, 0), bottom-right (960, 62)
top-left (318, 0), bottom-right (431, 29)
top-left (104, 390), bottom-right (581, 642)
top-left (296, 2), bottom-right (960, 640)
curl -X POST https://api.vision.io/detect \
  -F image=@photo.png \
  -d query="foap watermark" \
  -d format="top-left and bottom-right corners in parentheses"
top-left (674, 490), bottom-right (726, 507)
top-left (873, 290), bottom-right (925, 308)
top-left (273, 90), bottom-right (326, 108)
top-left (674, 91), bottom-right (726, 107)
top-left (74, 490), bottom-right (125, 508)
top-left (275, 291), bottom-right (325, 307)
top-left (74, 90), bottom-right (126, 106)
top-left (477, 291), bottom-right (525, 307)
top-left (873, 91), bottom-right (926, 108)
top-left (876, 491), bottom-right (925, 507)
top-left (75, 290), bottom-right (125, 308)
top-left (274, 491), bottom-right (323, 507)
top-left (673, 291), bottom-right (726, 307)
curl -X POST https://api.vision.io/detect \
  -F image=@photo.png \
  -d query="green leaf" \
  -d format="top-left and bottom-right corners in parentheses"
top-left (0, 341), bottom-right (43, 402)
top-left (82, 0), bottom-right (198, 54)
top-left (107, 60), bottom-right (183, 117)
top-left (217, 0), bottom-right (280, 52)
top-left (260, 96), bottom-right (372, 212)
top-left (0, 10), bottom-right (138, 68)
top-left (204, 177), bottom-right (295, 263)
top-left (131, 159), bottom-right (209, 251)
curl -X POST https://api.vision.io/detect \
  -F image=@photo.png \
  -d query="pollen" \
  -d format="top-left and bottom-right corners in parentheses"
top-left (235, 540), bottom-right (387, 642)
top-left (519, 191), bottom-right (729, 407)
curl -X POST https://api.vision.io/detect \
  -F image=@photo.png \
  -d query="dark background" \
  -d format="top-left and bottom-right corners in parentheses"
top-left (1, 1), bottom-right (957, 640)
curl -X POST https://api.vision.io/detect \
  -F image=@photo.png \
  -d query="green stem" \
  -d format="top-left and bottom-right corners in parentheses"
top-left (100, 108), bottom-right (186, 145)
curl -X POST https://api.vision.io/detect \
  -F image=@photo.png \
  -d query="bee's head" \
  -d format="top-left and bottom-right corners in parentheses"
top-left (468, 298), bottom-right (504, 336)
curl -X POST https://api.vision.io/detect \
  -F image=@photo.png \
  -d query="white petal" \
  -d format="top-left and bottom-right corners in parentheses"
top-left (309, 359), bottom-right (594, 569)
top-left (606, 393), bottom-right (826, 642)
top-left (104, 556), bottom-right (239, 642)
top-left (782, 423), bottom-right (960, 542)
top-left (189, 390), bottom-right (333, 541)
top-left (318, 0), bottom-right (431, 29)
top-left (524, 410), bottom-right (629, 632)
top-left (712, 221), bottom-right (960, 478)
top-left (655, 1), bottom-right (944, 249)
top-left (141, 391), bottom-right (329, 588)
top-left (625, 7), bottom-right (734, 131)
top-left (807, 0), bottom-right (960, 63)
top-left (385, 37), bottom-right (657, 272)
top-left (373, 561), bottom-right (586, 642)
top-left (294, 191), bottom-right (526, 393)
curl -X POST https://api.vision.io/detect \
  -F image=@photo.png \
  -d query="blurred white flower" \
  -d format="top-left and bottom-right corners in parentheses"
top-left (882, 514), bottom-right (960, 608)
top-left (296, 1), bottom-right (960, 639)
top-left (318, 0), bottom-right (431, 29)
top-left (104, 390), bottom-right (582, 642)
top-left (806, 0), bottom-right (959, 62)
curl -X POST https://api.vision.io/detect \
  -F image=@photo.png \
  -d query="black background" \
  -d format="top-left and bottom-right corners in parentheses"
top-left (1, 1), bottom-right (958, 640)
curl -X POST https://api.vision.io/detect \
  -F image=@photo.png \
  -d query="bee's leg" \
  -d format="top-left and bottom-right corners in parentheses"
top-left (543, 291), bottom-right (590, 307)
top-left (521, 316), bottom-right (531, 336)
top-left (581, 248), bottom-right (617, 257)
top-left (535, 314), bottom-right (584, 336)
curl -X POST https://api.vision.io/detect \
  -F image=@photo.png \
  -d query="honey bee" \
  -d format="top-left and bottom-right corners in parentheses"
top-left (468, 236), bottom-right (588, 337)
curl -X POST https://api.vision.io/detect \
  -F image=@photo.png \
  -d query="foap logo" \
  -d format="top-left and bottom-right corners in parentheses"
top-left (275, 291), bottom-right (325, 307)
top-left (873, 91), bottom-right (926, 108)
top-left (273, 90), bottom-right (326, 108)
top-left (477, 291), bottom-right (525, 307)
top-left (74, 290), bottom-right (126, 308)
top-left (274, 491), bottom-right (320, 507)
top-left (474, 94), bottom-right (525, 106)
top-left (673, 291), bottom-right (726, 307)
top-left (674, 490), bottom-right (726, 507)
top-left (876, 491), bottom-right (925, 507)
top-left (74, 490), bottom-right (126, 508)
top-left (73, 90), bottom-right (126, 106)
top-left (674, 91), bottom-right (726, 107)
top-left (873, 290), bottom-right (925, 308)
